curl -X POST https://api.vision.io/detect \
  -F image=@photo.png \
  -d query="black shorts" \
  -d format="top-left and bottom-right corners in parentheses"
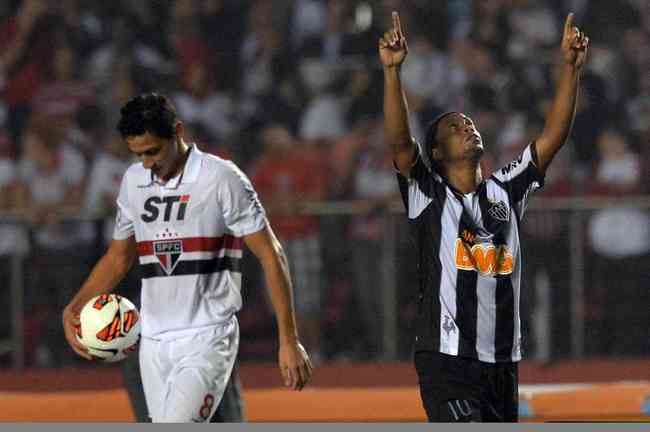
top-left (414, 351), bottom-right (518, 422)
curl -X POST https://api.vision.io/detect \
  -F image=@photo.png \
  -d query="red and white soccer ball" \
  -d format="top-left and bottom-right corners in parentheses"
top-left (75, 294), bottom-right (141, 363)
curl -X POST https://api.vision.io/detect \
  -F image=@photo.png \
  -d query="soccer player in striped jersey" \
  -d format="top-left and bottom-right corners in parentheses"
top-left (62, 93), bottom-right (312, 422)
top-left (380, 11), bottom-right (589, 422)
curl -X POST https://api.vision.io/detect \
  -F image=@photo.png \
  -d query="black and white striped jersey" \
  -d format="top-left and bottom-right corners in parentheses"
top-left (397, 142), bottom-right (544, 363)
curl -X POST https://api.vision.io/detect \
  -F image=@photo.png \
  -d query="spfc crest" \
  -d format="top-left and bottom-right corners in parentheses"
top-left (487, 200), bottom-right (509, 222)
top-left (154, 240), bottom-right (183, 275)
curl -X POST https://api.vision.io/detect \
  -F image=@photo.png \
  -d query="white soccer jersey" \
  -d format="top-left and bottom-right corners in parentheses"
top-left (113, 144), bottom-right (267, 339)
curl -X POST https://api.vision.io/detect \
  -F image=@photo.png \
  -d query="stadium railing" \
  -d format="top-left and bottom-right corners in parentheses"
top-left (1, 196), bottom-right (649, 369)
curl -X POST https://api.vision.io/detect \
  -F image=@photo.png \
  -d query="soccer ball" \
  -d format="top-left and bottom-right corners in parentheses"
top-left (76, 294), bottom-right (141, 363)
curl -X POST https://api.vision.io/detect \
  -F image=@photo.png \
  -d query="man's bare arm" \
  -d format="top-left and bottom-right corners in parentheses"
top-left (62, 237), bottom-right (137, 359)
top-left (535, 13), bottom-right (589, 172)
top-left (381, 12), bottom-right (416, 176)
top-left (244, 225), bottom-right (312, 391)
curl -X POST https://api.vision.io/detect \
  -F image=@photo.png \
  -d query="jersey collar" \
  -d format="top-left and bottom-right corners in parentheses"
top-left (178, 142), bottom-right (202, 184)
top-left (149, 143), bottom-right (203, 189)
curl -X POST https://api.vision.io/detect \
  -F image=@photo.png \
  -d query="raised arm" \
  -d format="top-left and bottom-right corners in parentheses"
top-left (535, 13), bottom-right (589, 173)
top-left (380, 11), bottom-right (417, 177)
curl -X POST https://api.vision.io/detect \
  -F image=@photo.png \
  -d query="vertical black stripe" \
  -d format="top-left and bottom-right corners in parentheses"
top-left (413, 180), bottom-right (446, 353)
top-left (456, 269), bottom-right (478, 358)
top-left (455, 213), bottom-right (478, 359)
top-left (477, 184), bottom-right (508, 236)
top-left (494, 276), bottom-right (515, 361)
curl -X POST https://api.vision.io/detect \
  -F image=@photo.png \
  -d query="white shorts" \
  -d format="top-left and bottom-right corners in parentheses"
top-left (139, 317), bottom-right (239, 422)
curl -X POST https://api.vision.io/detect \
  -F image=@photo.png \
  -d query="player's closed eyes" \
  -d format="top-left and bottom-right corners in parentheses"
top-left (451, 120), bottom-right (474, 131)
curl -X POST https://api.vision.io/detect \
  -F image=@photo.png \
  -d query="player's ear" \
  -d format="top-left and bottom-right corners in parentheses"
top-left (175, 121), bottom-right (184, 139)
top-left (431, 146), bottom-right (442, 160)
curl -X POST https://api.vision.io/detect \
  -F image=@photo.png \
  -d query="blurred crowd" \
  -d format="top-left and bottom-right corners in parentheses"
top-left (0, 0), bottom-right (648, 367)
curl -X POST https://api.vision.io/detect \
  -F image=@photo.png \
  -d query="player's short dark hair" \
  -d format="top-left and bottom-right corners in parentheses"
top-left (424, 111), bottom-right (457, 164)
top-left (116, 92), bottom-right (178, 139)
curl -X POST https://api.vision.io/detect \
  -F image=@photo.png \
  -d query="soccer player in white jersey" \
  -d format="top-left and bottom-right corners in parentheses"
top-left (381, 12), bottom-right (588, 422)
top-left (62, 93), bottom-right (312, 422)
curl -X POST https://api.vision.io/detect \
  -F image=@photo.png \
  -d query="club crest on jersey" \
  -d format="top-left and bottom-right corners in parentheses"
top-left (154, 240), bottom-right (183, 275)
top-left (487, 200), bottom-right (509, 222)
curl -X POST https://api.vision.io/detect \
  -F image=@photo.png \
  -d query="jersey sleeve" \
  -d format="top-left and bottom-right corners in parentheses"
top-left (113, 171), bottom-right (135, 240)
top-left (395, 141), bottom-right (440, 219)
top-left (491, 141), bottom-right (545, 219)
top-left (218, 162), bottom-right (267, 237)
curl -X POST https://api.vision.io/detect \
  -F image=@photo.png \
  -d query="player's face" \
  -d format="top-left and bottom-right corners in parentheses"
top-left (126, 132), bottom-right (178, 179)
top-left (434, 113), bottom-right (484, 163)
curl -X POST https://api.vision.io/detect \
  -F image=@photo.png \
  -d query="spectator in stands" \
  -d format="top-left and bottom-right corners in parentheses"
top-left (15, 114), bottom-right (90, 366)
top-left (83, 132), bottom-right (132, 245)
top-left (347, 118), bottom-right (400, 358)
top-left (32, 36), bottom-right (96, 160)
top-left (0, 0), bottom-right (53, 146)
top-left (0, 132), bottom-right (28, 363)
top-left (298, 56), bottom-right (346, 145)
top-left (250, 124), bottom-right (327, 361)
top-left (585, 128), bottom-right (649, 355)
top-left (289, 0), bottom-right (326, 51)
top-left (298, 0), bottom-right (367, 65)
top-left (239, 1), bottom-right (291, 123)
top-left (507, 0), bottom-right (559, 62)
top-left (172, 61), bottom-right (236, 147)
top-left (0, 0), bottom-right (647, 364)
top-left (520, 145), bottom-right (574, 360)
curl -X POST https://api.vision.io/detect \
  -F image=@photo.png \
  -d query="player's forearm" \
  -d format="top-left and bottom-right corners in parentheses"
top-left (537, 64), bottom-right (580, 170)
top-left (68, 251), bottom-right (133, 309)
top-left (260, 250), bottom-right (299, 345)
top-left (383, 66), bottom-right (414, 155)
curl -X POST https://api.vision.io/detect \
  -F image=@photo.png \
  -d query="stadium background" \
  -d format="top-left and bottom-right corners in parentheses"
top-left (0, 0), bottom-right (647, 422)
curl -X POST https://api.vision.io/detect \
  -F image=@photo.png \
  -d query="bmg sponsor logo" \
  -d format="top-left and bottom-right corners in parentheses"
top-left (454, 239), bottom-right (513, 276)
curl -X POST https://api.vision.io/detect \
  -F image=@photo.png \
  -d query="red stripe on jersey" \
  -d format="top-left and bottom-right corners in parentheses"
top-left (136, 235), bottom-right (243, 257)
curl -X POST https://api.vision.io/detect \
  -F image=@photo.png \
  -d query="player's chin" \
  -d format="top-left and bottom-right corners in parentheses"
top-left (465, 145), bottom-right (485, 161)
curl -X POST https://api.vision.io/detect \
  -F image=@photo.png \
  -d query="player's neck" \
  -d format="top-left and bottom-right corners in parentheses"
top-left (443, 162), bottom-right (483, 194)
top-left (161, 140), bottom-right (191, 182)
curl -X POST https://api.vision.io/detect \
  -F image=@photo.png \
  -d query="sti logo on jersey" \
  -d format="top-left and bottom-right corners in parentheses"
top-left (154, 240), bottom-right (183, 275)
top-left (141, 195), bottom-right (190, 222)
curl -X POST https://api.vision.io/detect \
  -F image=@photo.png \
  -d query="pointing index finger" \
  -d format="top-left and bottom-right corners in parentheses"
top-left (564, 13), bottom-right (574, 35)
top-left (392, 11), bottom-right (402, 36)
